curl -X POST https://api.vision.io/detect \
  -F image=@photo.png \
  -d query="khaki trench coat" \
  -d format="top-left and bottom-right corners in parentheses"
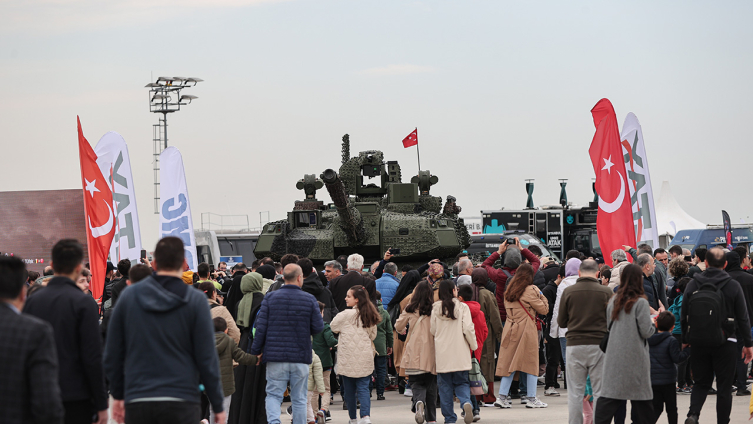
top-left (495, 285), bottom-right (548, 377)
top-left (395, 310), bottom-right (436, 374)
top-left (393, 286), bottom-right (440, 376)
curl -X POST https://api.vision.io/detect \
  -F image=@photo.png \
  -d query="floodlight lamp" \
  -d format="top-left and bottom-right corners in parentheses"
top-left (145, 83), bottom-right (160, 88)
top-left (186, 77), bottom-right (204, 82)
top-left (157, 76), bottom-right (172, 82)
top-left (172, 77), bottom-right (186, 82)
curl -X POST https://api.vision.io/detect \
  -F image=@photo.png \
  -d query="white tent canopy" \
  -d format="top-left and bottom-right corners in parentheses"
top-left (655, 181), bottom-right (706, 238)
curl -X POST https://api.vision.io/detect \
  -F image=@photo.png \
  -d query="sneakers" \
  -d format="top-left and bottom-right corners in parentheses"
top-left (462, 402), bottom-right (473, 424)
top-left (325, 410), bottom-right (332, 422)
top-left (359, 417), bottom-right (372, 424)
top-left (348, 420), bottom-right (358, 424)
top-left (520, 396), bottom-right (528, 404)
top-left (472, 412), bottom-right (480, 422)
top-left (737, 389), bottom-right (752, 396)
top-left (404, 388), bottom-right (413, 397)
top-left (376, 394), bottom-right (385, 400)
top-left (544, 387), bottom-right (560, 397)
top-left (685, 415), bottom-right (699, 424)
top-left (316, 410), bottom-right (326, 424)
top-left (493, 395), bottom-right (511, 409)
top-left (708, 387), bottom-right (717, 395)
top-left (525, 397), bottom-right (548, 408)
top-left (415, 400), bottom-right (425, 424)
top-left (286, 405), bottom-right (293, 416)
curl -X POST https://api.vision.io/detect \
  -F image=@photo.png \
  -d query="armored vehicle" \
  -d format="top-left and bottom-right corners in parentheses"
top-left (253, 135), bottom-right (471, 263)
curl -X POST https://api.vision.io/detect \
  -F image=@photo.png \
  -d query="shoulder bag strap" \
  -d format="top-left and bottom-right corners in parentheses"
top-left (518, 300), bottom-right (535, 323)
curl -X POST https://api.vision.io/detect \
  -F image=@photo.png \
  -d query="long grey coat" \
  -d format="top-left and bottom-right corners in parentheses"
top-left (600, 297), bottom-right (656, 400)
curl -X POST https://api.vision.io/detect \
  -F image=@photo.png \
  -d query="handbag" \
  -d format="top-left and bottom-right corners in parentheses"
top-left (519, 300), bottom-right (543, 331)
top-left (469, 357), bottom-right (488, 395)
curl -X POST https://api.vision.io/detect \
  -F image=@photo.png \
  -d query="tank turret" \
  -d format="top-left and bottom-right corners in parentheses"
top-left (253, 134), bottom-right (471, 264)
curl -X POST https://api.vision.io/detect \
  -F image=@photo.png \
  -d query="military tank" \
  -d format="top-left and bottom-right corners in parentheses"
top-left (253, 135), bottom-right (471, 264)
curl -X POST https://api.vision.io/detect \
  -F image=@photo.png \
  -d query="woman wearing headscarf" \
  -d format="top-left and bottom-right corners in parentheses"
top-left (255, 264), bottom-right (277, 294)
top-left (471, 268), bottom-right (503, 405)
top-left (229, 272), bottom-right (267, 424)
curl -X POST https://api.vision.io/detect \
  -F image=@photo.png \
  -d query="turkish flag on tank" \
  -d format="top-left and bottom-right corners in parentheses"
top-left (402, 128), bottom-right (418, 148)
top-left (589, 99), bottom-right (636, 261)
top-left (78, 117), bottom-right (116, 299)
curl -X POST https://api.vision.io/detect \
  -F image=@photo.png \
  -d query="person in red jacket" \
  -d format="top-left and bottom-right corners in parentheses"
top-left (481, 238), bottom-right (541, 325)
top-left (458, 284), bottom-right (488, 422)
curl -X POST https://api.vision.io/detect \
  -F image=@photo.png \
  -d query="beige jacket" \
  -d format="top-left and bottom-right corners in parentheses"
top-left (395, 310), bottom-right (436, 374)
top-left (430, 299), bottom-right (477, 373)
top-left (608, 260), bottom-right (630, 291)
top-left (330, 308), bottom-right (377, 378)
top-left (209, 298), bottom-right (240, 344)
top-left (308, 350), bottom-right (326, 393)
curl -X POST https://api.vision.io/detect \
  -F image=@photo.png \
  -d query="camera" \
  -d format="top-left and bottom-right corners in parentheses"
top-left (389, 248), bottom-right (401, 255)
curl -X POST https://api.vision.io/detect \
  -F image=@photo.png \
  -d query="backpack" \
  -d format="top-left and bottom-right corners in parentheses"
top-left (686, 278), bottom-right (732, 347)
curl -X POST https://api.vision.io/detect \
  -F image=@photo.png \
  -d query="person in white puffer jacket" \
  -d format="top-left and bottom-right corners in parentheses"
top-left (330, 285), bottom-right (380, 424)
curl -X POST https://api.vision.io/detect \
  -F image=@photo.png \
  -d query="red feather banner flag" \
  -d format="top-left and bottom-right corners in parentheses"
top-left (78, 117), bottom-right (116, 299)
top-left (588, 99), bottom-right (636, 261)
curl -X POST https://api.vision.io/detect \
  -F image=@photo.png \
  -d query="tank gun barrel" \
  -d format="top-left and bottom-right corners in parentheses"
top-left (321, 169), bottom-right (364, 245)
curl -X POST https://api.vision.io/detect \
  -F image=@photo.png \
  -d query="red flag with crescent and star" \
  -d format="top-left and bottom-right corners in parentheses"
top-left (589, 99), bottom-right (636, 261)
top-left (78, 117), bottom-right (116, 299)
top-left (402, 128), bottom-right (418, 148)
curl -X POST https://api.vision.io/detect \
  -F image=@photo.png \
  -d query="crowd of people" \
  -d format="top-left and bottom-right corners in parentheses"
top-left (1, 237), bottom-right (753, 424)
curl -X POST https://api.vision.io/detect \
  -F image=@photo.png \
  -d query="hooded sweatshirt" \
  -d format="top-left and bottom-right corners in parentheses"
top-left (681, 267), bottom-right (753, 347)
top-left (302, 271), bottom-right (339, 323)
top-left (103, 275), bottom-right (224, 412)
top-left (549, 259), bottom-right (581, 339)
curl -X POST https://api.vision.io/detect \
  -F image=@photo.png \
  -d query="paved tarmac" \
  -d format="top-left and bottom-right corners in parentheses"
top-left (275, 385), bottom-right (753, 424)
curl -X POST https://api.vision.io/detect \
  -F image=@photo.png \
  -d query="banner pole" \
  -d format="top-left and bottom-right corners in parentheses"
top-left (415, 128), bottom-right (421, 172)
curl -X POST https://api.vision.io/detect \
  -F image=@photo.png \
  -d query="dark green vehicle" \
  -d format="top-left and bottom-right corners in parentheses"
top-left (253, 135), bottom-right (471, 263)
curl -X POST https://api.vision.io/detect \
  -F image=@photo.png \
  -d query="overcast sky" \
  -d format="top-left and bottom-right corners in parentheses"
top-left (2, 1), bottom-right (752, 250)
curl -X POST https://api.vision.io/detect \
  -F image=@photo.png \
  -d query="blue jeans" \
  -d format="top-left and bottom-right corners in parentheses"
top-left (265, 362), bottom-right (309, 424)
top-left (342, 376), bottom-right (371, 419)
top-left (519, 372), bottom-right (528, 395)
top-left (437, 371), bottom-right (472, 423)
top-left (498, 372), bottom-right (538, 398)
top-left (559, 337), bottom-right (567, 366)
top-left (371, 356), bottom-right (388, 396)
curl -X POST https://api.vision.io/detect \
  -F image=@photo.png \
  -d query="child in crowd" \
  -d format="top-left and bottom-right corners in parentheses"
top-left (307, 347), bottom-right (326, 424)
top-left (312, 301), bottom-right (338, 421)
top-left (458, 284), bottom-right (488, 422)
top-left (211, 317), bottom-right (259, 424)
top-left (372, 291), bottom-right (394, 400)
top-left (648, 311), bottom-right (690, 424)
top-left (582, 376), bottom-right (593, 424)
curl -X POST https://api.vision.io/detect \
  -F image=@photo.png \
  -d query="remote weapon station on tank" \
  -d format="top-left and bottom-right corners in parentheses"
top-left (253, 135), bottom-right (471, 264)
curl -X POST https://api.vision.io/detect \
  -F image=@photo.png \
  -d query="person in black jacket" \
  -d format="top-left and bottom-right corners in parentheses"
top-left (223, 263), bottom-right (248, 319)
top-left (725, 250), bottom-right (753, 396)
top-left (298, 258), bottom-right (338, 323)
top-left (681, 247), bottom-right (753, 424)
top-left (109, 259), bottom-right (131, 307)
top-left (327, 254), bottom-right (376, 312)
top-left (648, 311), bottom-right (690, 424)
top-left (0, 255), bottom-right (64, 424)
top-left (636, 253), bottom-right (662, 313)
top-left (24, 239), bottom-right (109, 424)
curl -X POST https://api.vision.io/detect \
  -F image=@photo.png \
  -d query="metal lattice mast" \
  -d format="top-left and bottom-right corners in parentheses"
top-left (145, 76), bottom-right (202, 213)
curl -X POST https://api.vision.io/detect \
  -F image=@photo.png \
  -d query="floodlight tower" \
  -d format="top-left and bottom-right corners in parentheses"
top-left (145, 76), bottom-right (202, 213)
